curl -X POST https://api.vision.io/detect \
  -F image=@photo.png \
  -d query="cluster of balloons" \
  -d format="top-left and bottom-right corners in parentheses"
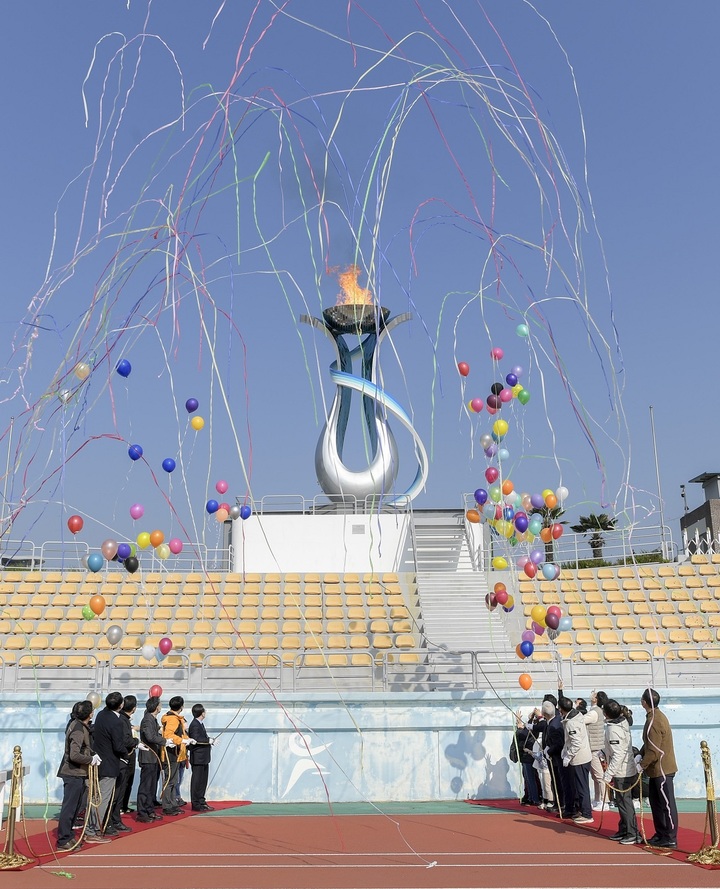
top-left (485, 580), bottom-right (515, 614)
top-left (186, 397), bottom-right (204, 430)
top-left (458, 349), bottom-right (531, 415)
top-left (206, 493), bottom-right (251, 523)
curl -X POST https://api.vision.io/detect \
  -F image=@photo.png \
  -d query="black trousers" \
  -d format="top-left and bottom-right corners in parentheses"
top-left (571, 761), bottom-right (591, 818)
top-left (613, 775), bottom-right (639, 838)
top-left (110, 762), bottom-right (130, 826)
top-left (137, 762), bottom-right (160, 819)
top-left (191, 764), bottom-right (209, 808)
top-left (648, 772), bottom-right (678, 843)
top-left (57, 775), bottom-right (86, 846)
top-left (121, 752), bottom-right (136, 810)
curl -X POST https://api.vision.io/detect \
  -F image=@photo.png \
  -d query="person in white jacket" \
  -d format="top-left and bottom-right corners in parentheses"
top-left (602, 699), bottom-right (640, 844)
top-left (559, 696), bottom-right (593, 823)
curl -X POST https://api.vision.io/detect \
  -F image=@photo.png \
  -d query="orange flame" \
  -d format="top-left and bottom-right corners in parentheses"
top-left (335, 264), bottom-right (373, 306)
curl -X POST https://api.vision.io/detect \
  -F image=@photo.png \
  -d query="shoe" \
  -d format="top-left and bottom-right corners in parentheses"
top-left (163, 809), bottom-right (183, 816)
top-left (176, 799), bottom-right (187, 806)
top-left (103, 829), bottom-right (119, 837)
top-left (122, 807), bottom-right (135, 814)
top-left (136, 816), bottom-right (154, 823)
top-left (151, 814), bottom-right (164, 820)
top-left (201, 804), bottom-right (215, 811)
top-left (85, 835), bottom-right (112, 844)
top-left (633, 799), bottom-right (641, 810)
top-left (57, 841), bottom-right (79, 852)
top-left (609, 832), bottom-right (625, 840)
top-left (573, 815), bottom-right (594, 824)
top-left (646, 835), bottom-right (661, 845)
top-left (620, 835), bottom-right (641, 845)
top-left (656, 840), bottom-right (677, 849)
top-left (115, 823), bottom-right (132, 832)
top-left (608, 800), bottom-right (617, 808)
top-left (592, 802), bottom-right (604, 811)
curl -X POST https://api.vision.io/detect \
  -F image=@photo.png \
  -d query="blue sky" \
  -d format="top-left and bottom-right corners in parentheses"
top-left (0, 1), bottom-right (717, 556)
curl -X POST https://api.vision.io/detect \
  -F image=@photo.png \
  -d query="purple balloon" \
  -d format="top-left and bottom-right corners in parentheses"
top-left (530, 493), bottom-right (545, 510)
top-left (116, 543), bottom-right (131, 561)
top-left (185, 398), bottom-right (199, 413)
top-left (474, 488), bottom-right (488, 505)
top-left (531, 621), bottom-right (546, 636)
top-left (521, 630), bottom-right (536, 644)
top-left (530, 547), bottom-right (544, 564)
top-left (514, 513), bottom-right (529, 533)
top-left (484, 444), bottom-right (498, 458)
top-left (545, 611), bottom-right (560, 630)
top-left (486, 394), bottom-right (502, 410)
top-left (511, 365), bottom-right (524, 379)
top-left (505, 372), bottom-right (518, 387)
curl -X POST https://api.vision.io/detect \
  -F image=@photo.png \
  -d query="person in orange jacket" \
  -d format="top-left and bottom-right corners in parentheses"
top-left (160, 696), bottom-right (195, 815)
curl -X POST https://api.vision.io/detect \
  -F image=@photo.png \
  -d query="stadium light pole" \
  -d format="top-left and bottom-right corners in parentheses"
top-left (649, 405), bottom-right (667, 558)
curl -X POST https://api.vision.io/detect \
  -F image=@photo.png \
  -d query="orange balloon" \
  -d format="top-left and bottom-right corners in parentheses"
top-left (544, 493), bottom-right (558, 509)
top-left (89, 595), bottom-right (106, 616)
top-left (501, 479), bottom-right (514, 496)
top-left (540, 527), bottom-right (553, 543)
top-left (515, 644), bottom-right (526, 660)
top-left (493, 582), bottom-right (506, 594)
top-left (466, 509), bottom-right (481, 523)
top-left (149, 529), bottom-right (165, 548)
top-left (518, 673), bottom-right (533, 690)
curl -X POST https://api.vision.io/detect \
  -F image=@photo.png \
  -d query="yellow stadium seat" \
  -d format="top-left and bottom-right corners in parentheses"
top-left (684, 614), bottom-right (705, 628)
top-left (693, 628), bottom-right (713, 644)
top-left (660, 615), bottom-right (682, 630)
top-left (628, 648), bottom-right (651, 662)
top-left (258, 636), bottom-right (279, 650)
top-left (372, 634), bottom-right (393, 650)
top-left (677, 565), bottom-right (695, 576)
top-left (328, 635), bottom-right (347, 649)
top-left (370, 619), bottom-right (390, 634)
top-left (593, 616), bottom-right (614, 631)
top-left (349, 635), bottom-right (370, 650)
top-left (282, 620), bottom-right (302, 635)
top-left (396, 635), bottom-right (415, 649)
top-left (702, 647), bottom-right (720, 659)
top-left (645, 629), bottom-right (667, 644)
top-left (259, 620), bottom-right (278, 635)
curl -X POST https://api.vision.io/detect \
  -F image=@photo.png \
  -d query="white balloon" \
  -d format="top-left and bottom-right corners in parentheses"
top-left (555, 485), bottom-right (569, 503)
top-left (58, 389), bottom-right (72, 404)
top-left (106, 625), bottom-right (123, 646)
top-left (141, 644), bottom-right (155, 661)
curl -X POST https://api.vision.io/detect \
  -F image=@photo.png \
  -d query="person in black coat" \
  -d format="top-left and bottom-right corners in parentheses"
top-left (136, 696), bottom-right (176, 822)
top-left (108, 695), bottom-right (139, 832)
top-left (514, 710), bottom-right (540, 806)
top-left (91, 692), bottom-right (129, 837)
top-left (541, 701), bottom-right (567, 816)
top-left (187, 704), bottom-right (215, 811)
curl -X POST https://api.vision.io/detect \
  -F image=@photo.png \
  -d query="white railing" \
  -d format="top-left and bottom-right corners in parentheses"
top-left (683, 528), bottom-right (720, 557)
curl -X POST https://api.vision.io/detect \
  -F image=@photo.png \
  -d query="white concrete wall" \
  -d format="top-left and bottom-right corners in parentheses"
top-left (232, 513), bottom-right (415, 573)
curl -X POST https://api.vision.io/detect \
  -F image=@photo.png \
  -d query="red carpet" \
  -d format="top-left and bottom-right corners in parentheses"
top-left (465, 797), bottom-right (720, 869)
top-left (9, 800), bottom-right (251, 871)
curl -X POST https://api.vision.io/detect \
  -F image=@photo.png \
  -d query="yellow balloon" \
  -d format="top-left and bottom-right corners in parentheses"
top-left (530, 605), bottom-right (547, 625)
top-left (74, 362), bottom-right (91, 381)
top-left (155, 543), bottom-right (171, 560)
top-left (512, 383), bottom-right (523, 397)
top-left (493, 419), bottom-right (509, 437)
top-left (492, 556), bottom-right (508, 570)
top-left (542, 489), bottom-right (554, 500)
top-left (136, 531), bottom-right (151, 550)
top-left (504, 594), bottom-right (515, 609)
top-left (191, 415), bottom-right (205, 431)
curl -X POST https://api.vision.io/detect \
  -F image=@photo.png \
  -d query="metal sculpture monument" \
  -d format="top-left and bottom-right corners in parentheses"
top-left (301, 266), bottom-right (428, 505)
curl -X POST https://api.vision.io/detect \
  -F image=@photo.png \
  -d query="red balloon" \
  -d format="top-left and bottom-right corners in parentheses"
top-left (546, 605), bottom-right (562, 619)
top-left (458, 361), bottom-right (470, 377)
top-left (551, 523), bottom-right (564, 540)
top-left (149, 684), bottom-right (163, 698)
top-left (485, 466), bottom-right (499, 484)
top-left (494, 588), bottom-right (509, 606)
top-left (67, 514), bottom-right (84, 535)
top-left (523, 562), bottom-right (537, 579)
top-left (158, 636), bottom-right (173, 656)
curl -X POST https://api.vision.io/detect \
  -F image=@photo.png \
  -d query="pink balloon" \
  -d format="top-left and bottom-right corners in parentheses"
top-left (531, 621), bottom-right (546, 636)
top-left (521, 630), bottom-right (536, 644)
top-left (215, 480), bottom-right (229, 495)
top-left (158, 637), bottom-right (173, 656)
top-left (499, 388), bottom-right (513, 403)
top-left (219, 502), bottom-right (231, 512)
top-left (490, 347), bottom-right (504, 360)
top-left (486, 405), bottom-right (497, 415)
top-left (168, 538), bottom-right (183, 555)
top-left (484, 466), bottom-right (499, 484)
top-left (129, 503), bottom-right (144, 521)
top-left (470, 398), bottom-right (484, 413)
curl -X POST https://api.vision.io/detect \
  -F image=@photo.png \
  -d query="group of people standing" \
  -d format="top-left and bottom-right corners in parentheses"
top-left (56, 692), bottom-right (216, 852)
top-left (514, 684), bottom-right (678, 848)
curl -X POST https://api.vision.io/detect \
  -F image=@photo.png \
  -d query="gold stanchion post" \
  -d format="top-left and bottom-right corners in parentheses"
top-left (688, 740), bottom-right (720, 865)
top-left (0, 746), bottom-right (33, 870)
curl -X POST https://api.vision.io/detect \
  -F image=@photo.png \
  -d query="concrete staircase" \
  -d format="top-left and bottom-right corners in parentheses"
top-left (412, 513), bottom-right (514, 653)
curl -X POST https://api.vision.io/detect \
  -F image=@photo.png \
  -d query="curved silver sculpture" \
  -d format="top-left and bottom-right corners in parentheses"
top-left (301, 306), bottom-right (428, 504)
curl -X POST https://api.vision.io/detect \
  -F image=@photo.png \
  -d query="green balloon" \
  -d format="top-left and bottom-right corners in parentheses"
top-left (516, 323), bottom-right (529, 337)
top-left (518, 388), bottom-right (530, 405)
top-left (82, 604), bottom-right (94, 621)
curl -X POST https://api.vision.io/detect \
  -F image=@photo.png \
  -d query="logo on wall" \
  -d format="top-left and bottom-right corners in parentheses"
top-left (282, 732), bottom-right (332, 798)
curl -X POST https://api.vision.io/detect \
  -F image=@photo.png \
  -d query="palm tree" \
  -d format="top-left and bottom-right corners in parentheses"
top-left (531, 506), bottom-right (567, 562)
top-left (570, 513), bottom-right (617, 560)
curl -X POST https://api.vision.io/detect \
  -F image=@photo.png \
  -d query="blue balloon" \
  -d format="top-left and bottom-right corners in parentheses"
top-left (558, 615), bottom-right (573, 632)
top-left (206, 499), bottom-right (219, 514)
top-left (474, 488), bottom-right (488, 505)
top-left (162, 458), bottom-right (176, 473)
top-left (87, 553), bottom-right (103, 573)
top-left (520, 640), bottom-right (534, 657)
top-left (240, 505), bottom-right (252, 520)
top-left (505, 373), bottom-right (518, 387)
top-left (116, 359), bottom-right (132, 378)
top-left (185, 398), bottom-right (199, 413)
top-left (503, 506), bottom-right (514, 522)
top-left (128, 444), bottom-right (143, 461)
top-left (116, 543), bottom-right (131, 561)
top-left (497, 447), bottom-right (510, 462)
top-left (514, 513), bottom-right (529, 533)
